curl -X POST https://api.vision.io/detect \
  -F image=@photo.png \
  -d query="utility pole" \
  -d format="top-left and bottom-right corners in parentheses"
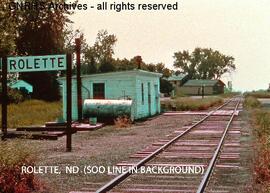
top-left (75, 38), bottom-right (82, 122)
top-left (66, 54), bottom-right (72, 152)
top-left (201, 84), bottom-right (205, 99)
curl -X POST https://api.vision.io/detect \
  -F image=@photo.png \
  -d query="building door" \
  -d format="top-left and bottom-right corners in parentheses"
top-left (154, 84), bottom-right (159, 114)
top-left (93, 83), bottom-right (105, 99)
top-left (148, 82), bottom-right (151, 116)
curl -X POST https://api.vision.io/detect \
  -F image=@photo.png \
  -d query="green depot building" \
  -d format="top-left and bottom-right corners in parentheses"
top-left (58, 69), bottom-right (162, 121)
top-left (179, 79), bottom-right (225, 95)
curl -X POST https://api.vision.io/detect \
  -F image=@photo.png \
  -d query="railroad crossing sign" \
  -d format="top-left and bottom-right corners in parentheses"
top-left (1, 54), bottom-right (73, 152)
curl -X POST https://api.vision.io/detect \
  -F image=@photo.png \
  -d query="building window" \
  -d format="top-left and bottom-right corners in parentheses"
top-left (93, 83), bottom-right (105, 99)
top-left (141, 83), bottom-right (144, 105)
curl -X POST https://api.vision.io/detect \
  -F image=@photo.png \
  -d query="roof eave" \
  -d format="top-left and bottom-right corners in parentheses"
top-left (58, 69), bottom-right (162, 81)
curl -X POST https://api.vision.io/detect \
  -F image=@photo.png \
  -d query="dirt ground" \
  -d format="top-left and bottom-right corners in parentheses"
top-left (17, 114), bottom-right (201, 193)
top-left (4, 98), bottom-right (255, 193)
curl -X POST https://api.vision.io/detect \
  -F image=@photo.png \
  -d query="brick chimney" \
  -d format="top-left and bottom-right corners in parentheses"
top-left (135, 56), bottom-right (142, 69)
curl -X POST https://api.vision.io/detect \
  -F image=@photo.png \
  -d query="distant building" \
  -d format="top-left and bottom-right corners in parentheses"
top-left (179, 79), bottom-right (225, 95)
top-left (59, 69), bottom-right (162, 121)
top-left (8, 80), bottom-right (33, 94)
top-left (167, 74), bottom-right (188, 88)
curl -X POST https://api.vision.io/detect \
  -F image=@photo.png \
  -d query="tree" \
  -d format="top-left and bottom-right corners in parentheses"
top-left (146, 63), bottom-right (156, 72)
top-left (65, 29), bottom-right (97, 75)
top-left (64, 28), bottom-right (88, 57)
top-left (160, 78), bottom-right (173, 95)
top-left (173, 48), bottom-right (235, 80)
top-left (14, 0), bottom-right (72, 101)
top-left (154, 63), bottom-right (172, 78)
top-left (94, 30), bottom-right (117, 62)
top-left (113, 58), bottom-right (136, 71)
top-left (0, 1), bottom-right (17, 82)
top-left (99, 58), bottom-right (115, 72)
top-left (0, 0), bottom-right (16, 57)
top-left (81, 50), bottom-right (98, 74)
top-left (82, 30), bottom-right (117, 73)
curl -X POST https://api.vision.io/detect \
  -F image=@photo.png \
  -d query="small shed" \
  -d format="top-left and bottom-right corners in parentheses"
top-left (179, 79), bottom-right (225, 95)
top-left (167, 73), bottom-right (188, 88)
top-left (59, 69), bottom-right (162, 121)
top-left (8, 80), bottom-right (33, 94)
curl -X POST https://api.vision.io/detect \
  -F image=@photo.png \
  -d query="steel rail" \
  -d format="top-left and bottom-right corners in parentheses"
top-left (196, 98), bottom-right (241, 193)
top-left (95, 98), bottom-right (237, 193)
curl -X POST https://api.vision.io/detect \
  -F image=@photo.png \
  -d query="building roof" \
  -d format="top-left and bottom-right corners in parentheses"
top-left (8, 80), bottom-right (32, 87)
top-left (7, 80), bottom-right (33, 93)
top-left (183, 79), bottom-right (225, 87)
top-left (58, 69), bottom-right (162, 81)
top-left (167, 74), bottom-right (187, 81)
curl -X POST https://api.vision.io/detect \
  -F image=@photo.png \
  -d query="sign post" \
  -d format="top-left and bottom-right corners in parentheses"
top-left (1, 57), bottom-right (8, 139)
top-left (66, 54), bottom-right (72, 152)
top-left (75, 38), bottom-right (82, 122)
top-left (1, 54), bottom-right (73, 152)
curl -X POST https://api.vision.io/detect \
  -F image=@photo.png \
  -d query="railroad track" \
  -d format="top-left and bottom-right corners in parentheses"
top-left (74, 97), bottom-right (243, 193)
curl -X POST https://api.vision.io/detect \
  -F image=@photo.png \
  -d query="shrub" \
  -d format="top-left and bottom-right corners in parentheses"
top-left (0, 141), bottom-right (44, 193)
top-left (254, 111), bottom-right (270, 137)
top-left (252, 109), bottom-right (270, 190)
top-left (160, 78), bottom-right (173, 96)
top-left (0, 88), bottom-right (25, 104)
top-left (114, 115), bottom-right (132, 128)
top-left (254, 136), bottom-right (270, 184)
top-left (244, 96), bottom-right (261, 109)
top-left (7, 88), bottom-right (25, 104)
top-left (161, 97), bottom-right (223, 111)
top-left (245, 91), bottom-right (270, 99)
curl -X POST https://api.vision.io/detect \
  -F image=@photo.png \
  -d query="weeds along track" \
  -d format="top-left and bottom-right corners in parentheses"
top-left (92, 98), bottom-right (243, 193)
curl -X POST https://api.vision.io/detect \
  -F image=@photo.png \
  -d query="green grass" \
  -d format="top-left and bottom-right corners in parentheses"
top-left (247, 99), bottom-right (270, 192)
top-left (161, 97), bottom-right (223, 111)
top-left (244, 96), bottom-right (261, 109)
top-left (0, 100), bottom-right (62, 128)
top-left (0, 140), bottom-right (44, 193)
top-left (0, 140), bottom-right (37, 166)
top-left (253, 110), bottom-right (270, 138)
top-left (251, 109), bottom-right (270, 191)
top-left (245, 91), bottom-right (270, 98)
top-left (171, 88), bottom-right (187, 98)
